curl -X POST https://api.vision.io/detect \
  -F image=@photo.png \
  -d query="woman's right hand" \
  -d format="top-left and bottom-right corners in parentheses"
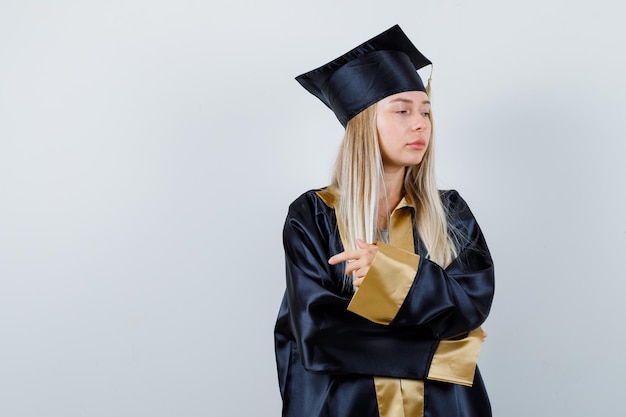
top-left (328, 238), bottom-right (378, 287)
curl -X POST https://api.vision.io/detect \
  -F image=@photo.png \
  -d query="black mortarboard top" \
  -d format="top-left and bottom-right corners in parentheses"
top-left (296, 25), bottom-right (431, 128)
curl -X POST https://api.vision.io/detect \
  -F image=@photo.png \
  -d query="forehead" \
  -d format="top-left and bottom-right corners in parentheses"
top-left (380, 90), bottom-right (430, 104)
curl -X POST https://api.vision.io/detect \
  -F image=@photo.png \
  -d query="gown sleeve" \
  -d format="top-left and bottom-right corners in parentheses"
top-left (282, 190), bottom-right (494, 378)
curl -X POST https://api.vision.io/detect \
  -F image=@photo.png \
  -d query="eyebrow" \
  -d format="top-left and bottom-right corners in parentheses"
top-left (388, 98), bottom-right (431, 105)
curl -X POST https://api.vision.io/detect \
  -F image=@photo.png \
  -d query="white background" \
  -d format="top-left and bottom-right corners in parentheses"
top-left (1, 1), bottom-right (625, 416)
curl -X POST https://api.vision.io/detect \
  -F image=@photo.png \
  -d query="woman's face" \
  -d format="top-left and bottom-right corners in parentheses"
top-left (376, 91), bottom-right (431, 169)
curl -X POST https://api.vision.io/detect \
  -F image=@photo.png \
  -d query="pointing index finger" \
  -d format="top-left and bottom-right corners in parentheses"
top-left (328, 250), bottom-right (360, 265)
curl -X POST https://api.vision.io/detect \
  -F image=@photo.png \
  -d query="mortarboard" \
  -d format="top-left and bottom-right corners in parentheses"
top-left (296, 25), bottom-right (431, 128)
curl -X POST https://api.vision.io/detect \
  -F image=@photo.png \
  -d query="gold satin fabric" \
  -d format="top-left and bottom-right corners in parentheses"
top-left (427, 326), bottom-right (484, 387)
top-left (388, 203), bottom-right (414, 252)
top-left (399, 379), bottom-right (425, 417)
top-left (317, 189), bottom-right (418, 325)
top-left (316, 187), bottom-right (338, 208)
top-left (347, 241), bottom-right (419, 324)
top-left (374, 377), bottom-right (424, 417)
top-left (347, 200), bottom-right (418, 324)
top-left (367, 201), bottom-right (427, 417)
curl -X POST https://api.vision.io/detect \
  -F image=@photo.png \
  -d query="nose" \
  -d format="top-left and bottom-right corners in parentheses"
top-left (412, 113), bottom-right (428, 131)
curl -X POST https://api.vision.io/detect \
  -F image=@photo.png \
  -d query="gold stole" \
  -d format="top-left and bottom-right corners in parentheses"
top-left (372, 203), bottom-right (483, 417)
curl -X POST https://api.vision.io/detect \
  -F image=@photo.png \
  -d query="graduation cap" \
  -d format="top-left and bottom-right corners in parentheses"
top-left (296, 25), bottom-right (432, 128)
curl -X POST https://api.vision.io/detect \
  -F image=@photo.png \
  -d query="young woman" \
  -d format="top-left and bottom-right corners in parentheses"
top-left (274, 25), bottom-right (495, 417)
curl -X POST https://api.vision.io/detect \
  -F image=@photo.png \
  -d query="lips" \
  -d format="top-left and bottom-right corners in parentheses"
top-left (407, 139), bottom-right (426, 150)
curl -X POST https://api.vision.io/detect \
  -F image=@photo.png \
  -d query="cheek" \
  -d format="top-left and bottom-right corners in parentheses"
top-left (424, 122), bottom-right (433, 140)
top-left (376, 126), bottom-right (395, 153)
top-left (376, 118), bottom-right (399, 142)
top-left (376, 129), bottom-right (393, 161)
top-left (376, 111), bottom-right (397, 136)
top-left (376, 118), bottom-right (389, 145)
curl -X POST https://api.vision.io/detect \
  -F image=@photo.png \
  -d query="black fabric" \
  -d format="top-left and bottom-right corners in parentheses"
top-left (296, 25), bottom-right (431, 127)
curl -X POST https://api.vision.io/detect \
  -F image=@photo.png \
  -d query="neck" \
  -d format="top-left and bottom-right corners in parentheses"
top-left (378, 166), bottom-right (406, 229)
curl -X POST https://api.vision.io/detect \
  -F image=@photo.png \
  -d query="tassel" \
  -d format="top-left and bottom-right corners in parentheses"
top-left (426, 64), bottom-right (433, 98)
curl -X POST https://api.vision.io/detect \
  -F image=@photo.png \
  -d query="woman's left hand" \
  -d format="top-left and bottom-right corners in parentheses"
top-left (328, 238), bottom-right (378, 287)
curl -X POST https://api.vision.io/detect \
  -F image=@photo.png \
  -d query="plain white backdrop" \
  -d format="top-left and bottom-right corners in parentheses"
top-left (1, 1), bottom-right (625, 416)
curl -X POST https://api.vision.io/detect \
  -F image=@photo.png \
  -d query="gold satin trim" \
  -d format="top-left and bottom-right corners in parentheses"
top-left (347, 242), bottom-right (419, 324)
top-left (315, 187), bottom-right (338, 208)
top-left (371, 207), bottom-right (425, 416)
top-left (427, 327), bottom-right (484, 387)
top-left (374, 377), bottom-right (403, 417)
top-left (347, 202), bottom-right (418, 324)
top-left (374, 377), bottom-right (424, 417)
top-left (400, 379), bottom-right (424, 417)
top-left (388, 205), bottom-right (414, 253)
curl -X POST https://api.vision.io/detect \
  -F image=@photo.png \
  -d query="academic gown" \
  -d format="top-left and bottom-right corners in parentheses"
top-left (274, 187), bottom-right (495, 417)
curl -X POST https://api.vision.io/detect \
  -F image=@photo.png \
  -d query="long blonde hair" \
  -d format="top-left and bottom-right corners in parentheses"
top-left (331, 100), bottom-right (457, 284)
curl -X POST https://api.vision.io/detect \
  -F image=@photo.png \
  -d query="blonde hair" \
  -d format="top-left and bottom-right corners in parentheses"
top-left (331, 99), bottom-right (457, 286)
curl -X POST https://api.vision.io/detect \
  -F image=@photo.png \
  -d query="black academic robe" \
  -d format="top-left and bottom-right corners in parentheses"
top-left (274, 188), bottom-right (495, 417)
